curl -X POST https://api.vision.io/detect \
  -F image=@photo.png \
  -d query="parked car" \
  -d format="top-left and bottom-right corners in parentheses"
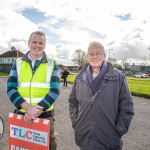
top-left (145, 73), bottom-right (150, 77)
top-left (133, 73), bottom-right (149, 78)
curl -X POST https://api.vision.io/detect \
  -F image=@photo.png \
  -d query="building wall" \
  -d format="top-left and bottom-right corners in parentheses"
top-left (131, 65), bottom-right (150, 73)
top-left (0, 57), bottom-right (16, 73)
top-left (0, 58), bottom-right (3, 64)
top-left (0, 57), bottom-right (15, 64)
top-left (0, 64), bottom-right (13, 73)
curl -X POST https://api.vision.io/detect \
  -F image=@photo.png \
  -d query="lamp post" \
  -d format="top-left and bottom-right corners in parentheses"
top-left (108, 49), bottom-right (113, 62)
top-left (60, 55), bottom-right (63, 65)
top-left (16, 50), bottom-right (18, 58)
top-left (148, 46), bottom-right (150, 60)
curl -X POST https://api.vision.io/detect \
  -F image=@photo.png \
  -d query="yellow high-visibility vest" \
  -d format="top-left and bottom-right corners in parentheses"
top-left (16, 58), bottom-right (54, 112)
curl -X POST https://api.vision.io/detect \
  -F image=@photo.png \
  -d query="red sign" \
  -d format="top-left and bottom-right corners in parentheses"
top-left (8, 113), bottom-right (50, 150)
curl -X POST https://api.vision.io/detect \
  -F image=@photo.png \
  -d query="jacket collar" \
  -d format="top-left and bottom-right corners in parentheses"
top-left (22, 51), bottom-right (48, 63)
top-left (77, 61), bottom-right (119, 81)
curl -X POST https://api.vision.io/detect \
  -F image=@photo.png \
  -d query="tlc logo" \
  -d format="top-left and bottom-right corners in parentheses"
top-left (10, 124), bottom-right (48, 146)
top-left (10, 125), bottom-right (32, 140)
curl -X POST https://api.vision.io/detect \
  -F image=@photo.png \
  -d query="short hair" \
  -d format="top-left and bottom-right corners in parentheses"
top-left (28, 31), bottom-right (46, 42)
top-left (87, 41), bottom-right (105, 54)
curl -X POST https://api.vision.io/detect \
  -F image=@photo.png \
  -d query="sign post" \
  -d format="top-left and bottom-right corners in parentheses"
top-left (8, 113), bottom-right (50, 150)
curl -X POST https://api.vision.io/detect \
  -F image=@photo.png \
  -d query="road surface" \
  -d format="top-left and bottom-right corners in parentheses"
top-left (0, 77), bottom-right (150, 150)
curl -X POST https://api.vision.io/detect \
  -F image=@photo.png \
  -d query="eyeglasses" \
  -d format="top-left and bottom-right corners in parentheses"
top-left (88, 52), bottom-right (104, 58)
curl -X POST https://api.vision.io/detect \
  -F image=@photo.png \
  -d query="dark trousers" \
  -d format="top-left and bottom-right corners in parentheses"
top-left (63, 78), bottom-right (67, 86)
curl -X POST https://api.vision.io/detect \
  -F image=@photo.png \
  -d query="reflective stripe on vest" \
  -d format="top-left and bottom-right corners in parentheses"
top-left (16, 58), bottom-right (54, 112)
top-left (19, 82), bottom-right (50, 88)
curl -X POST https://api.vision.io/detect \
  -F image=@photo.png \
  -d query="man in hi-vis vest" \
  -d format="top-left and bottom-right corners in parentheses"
top-left (7, 31), bottom-right (60, 150)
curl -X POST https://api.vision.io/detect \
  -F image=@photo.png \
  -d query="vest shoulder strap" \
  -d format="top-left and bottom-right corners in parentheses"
top-left (46, 58), bottom-right (54, 82)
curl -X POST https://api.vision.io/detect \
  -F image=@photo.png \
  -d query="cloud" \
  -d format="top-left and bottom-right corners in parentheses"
top-left (0, 8), bottom-right (37, 53)
top-left (0, 0), bottom-right (150, 65)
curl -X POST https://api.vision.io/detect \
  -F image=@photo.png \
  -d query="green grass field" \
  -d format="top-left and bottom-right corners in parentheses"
top-left (127, 78), bottom-right (150, 98)
top-left (63, 74), bottom-right (150, 99)
top-left (0, 72), bottom-right (9, 76)
top-left (1, 72), bottom-right (150, 98)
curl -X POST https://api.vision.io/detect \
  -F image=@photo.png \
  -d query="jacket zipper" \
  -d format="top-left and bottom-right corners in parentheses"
top-left (91, 79), bottom-right (106, 103)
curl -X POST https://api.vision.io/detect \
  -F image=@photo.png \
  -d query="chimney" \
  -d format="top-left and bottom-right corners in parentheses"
top-left (10, 46), bottom-right (16, 51)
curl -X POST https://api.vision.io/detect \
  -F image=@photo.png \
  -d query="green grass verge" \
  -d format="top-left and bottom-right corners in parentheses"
top-left (62, 74), bottom-right (150, 99)
top-left (127, 78), bottom-right (150, 99)
top-left (0, 72), bottom-right (9, 76)
top-left (1, 72), bottom-right (150, 99)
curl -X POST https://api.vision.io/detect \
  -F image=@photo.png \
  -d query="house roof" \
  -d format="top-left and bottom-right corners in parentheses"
top-left (0, 50), bottom-right (24, 58)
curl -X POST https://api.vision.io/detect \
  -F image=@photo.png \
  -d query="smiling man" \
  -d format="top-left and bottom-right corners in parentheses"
top-left (7, 31), bottom-right (60, 150)
top-left (69, 41), bottom-right (134, 150)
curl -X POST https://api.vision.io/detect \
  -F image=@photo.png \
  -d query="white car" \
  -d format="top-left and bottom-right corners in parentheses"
top-left (133, 73), bottom-right (149, 78)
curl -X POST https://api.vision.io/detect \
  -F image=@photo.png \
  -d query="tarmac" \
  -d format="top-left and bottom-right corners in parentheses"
top-left (0, 77), bottom-right (150, 150)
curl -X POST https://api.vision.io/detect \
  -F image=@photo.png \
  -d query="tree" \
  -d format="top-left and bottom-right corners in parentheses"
top-left (122, 58), bottom-right (130, 72)
top-left (72, 49), bottom-right (87, 68)
top-left (113, 64), bottom-right (123, 70)
top-left (109, 57), bottom-right (116, 65)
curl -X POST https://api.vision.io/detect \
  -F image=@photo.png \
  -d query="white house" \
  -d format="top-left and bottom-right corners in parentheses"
top-left (0, 49), bottom-right (24, 64)
top-left (0, 49), bottom-right (24, 72)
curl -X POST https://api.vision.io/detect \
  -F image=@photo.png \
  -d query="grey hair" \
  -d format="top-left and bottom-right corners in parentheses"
top-left (87, 41), bottom-right (105, 54)
top-left (28, 31), bottom-right (46, 42)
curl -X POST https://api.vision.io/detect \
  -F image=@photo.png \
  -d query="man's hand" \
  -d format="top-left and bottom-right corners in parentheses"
top-left (21, 102), bottom-right (43, 125)
top-left (26, 105), bottom-right (43, 119)
top-left (24, 113), bottom-right (32, 125)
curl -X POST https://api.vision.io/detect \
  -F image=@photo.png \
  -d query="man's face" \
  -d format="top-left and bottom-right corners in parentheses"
top-left (87, 46), bottom-right (106, 68)
top-left (28, 33), bottom-right (46, 60)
